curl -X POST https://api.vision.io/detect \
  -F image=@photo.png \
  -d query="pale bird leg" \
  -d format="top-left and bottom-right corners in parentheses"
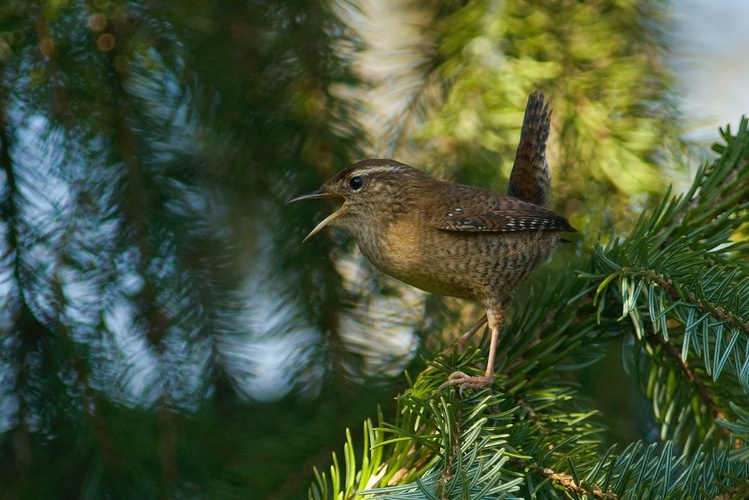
top-left (440, 306), bottom-right (503, 393)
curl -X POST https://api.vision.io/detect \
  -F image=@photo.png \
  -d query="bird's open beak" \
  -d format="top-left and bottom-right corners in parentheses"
top-left (288, 190), bottom-right (346, 242)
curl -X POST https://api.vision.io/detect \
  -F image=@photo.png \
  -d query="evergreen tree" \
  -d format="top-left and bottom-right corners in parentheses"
top-left (310, 119), bottom-right (749, 498)
top-left (0, 0), bottom-right (744, 498)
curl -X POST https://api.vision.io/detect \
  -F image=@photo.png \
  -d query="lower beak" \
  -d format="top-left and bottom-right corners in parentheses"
top-left (288, 190), bottom-right (346, 242)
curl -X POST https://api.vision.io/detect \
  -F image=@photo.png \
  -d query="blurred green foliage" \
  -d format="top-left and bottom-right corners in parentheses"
top-left (310, 117), bottom-right (749, 500)
top-left (0, 0), bottom-right (721, 498)
top-left (387, 0), bottom-right (682, 236)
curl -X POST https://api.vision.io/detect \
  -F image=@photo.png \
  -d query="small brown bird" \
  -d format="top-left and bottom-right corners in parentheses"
top-left (290, 92), bottom-right (575, 390)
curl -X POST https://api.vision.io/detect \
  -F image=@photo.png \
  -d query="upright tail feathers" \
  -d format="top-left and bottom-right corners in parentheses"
top-left (508, 91), bottom-right (553, 208)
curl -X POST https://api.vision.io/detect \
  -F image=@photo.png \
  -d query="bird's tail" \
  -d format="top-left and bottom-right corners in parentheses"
top-left (507, 91), bottom-right (553, 208)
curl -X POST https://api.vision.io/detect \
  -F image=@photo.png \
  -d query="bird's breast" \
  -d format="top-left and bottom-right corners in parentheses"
top-left (350, 215), bottom-right (420, 278)
top-left (354, 214), bottom-right (560, 304)
top-left (366, 216), bottom-right (480, 299)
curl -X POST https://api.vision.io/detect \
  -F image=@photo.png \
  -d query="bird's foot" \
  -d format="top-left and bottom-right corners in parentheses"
top-left (439, 371), bottom-right (494, 394)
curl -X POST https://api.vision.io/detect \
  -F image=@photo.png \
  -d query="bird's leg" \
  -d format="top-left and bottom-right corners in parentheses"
top-left (441, 306), bottom-right (503, 392)
top-left (443, 313), bottom-right (487, 354)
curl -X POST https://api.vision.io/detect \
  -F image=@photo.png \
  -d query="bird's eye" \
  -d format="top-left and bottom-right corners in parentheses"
top-left (349, 176), bottom-right (364, 190)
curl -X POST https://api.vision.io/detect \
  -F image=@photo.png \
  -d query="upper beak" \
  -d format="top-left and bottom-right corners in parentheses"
top-left (287, 189), bottom-right (338, 204)
top-left (288, 189), bottom-right (346, 242)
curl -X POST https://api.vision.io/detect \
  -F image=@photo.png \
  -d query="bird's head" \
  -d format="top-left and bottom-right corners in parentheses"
top-left (288, 159), bottom-right (428, 241)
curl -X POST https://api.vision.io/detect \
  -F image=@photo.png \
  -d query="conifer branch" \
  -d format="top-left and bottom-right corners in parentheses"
top-left (534, 465), bottom-right (614, 499)
top-left (638, 267), bottom-right (749, 337)
top-left (644, 329), bottom-right (727, 425)
top-left (309, 118), bottom-right (749, 498)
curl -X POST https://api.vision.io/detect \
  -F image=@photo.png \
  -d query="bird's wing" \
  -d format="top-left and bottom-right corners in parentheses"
top-left (426, 185), bottom-right (575, 233)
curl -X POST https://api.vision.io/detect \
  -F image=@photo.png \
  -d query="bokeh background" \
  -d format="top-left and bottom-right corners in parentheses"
top-left (0, 0), bottom-right (747, 498)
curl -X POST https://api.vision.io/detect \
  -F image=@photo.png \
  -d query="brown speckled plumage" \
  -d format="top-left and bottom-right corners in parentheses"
top-left (290, 92), bottom-right (575, 391)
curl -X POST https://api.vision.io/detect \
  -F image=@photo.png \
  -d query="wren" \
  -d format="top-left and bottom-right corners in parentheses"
top-left (289, 92), bottom-right (576, 391)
